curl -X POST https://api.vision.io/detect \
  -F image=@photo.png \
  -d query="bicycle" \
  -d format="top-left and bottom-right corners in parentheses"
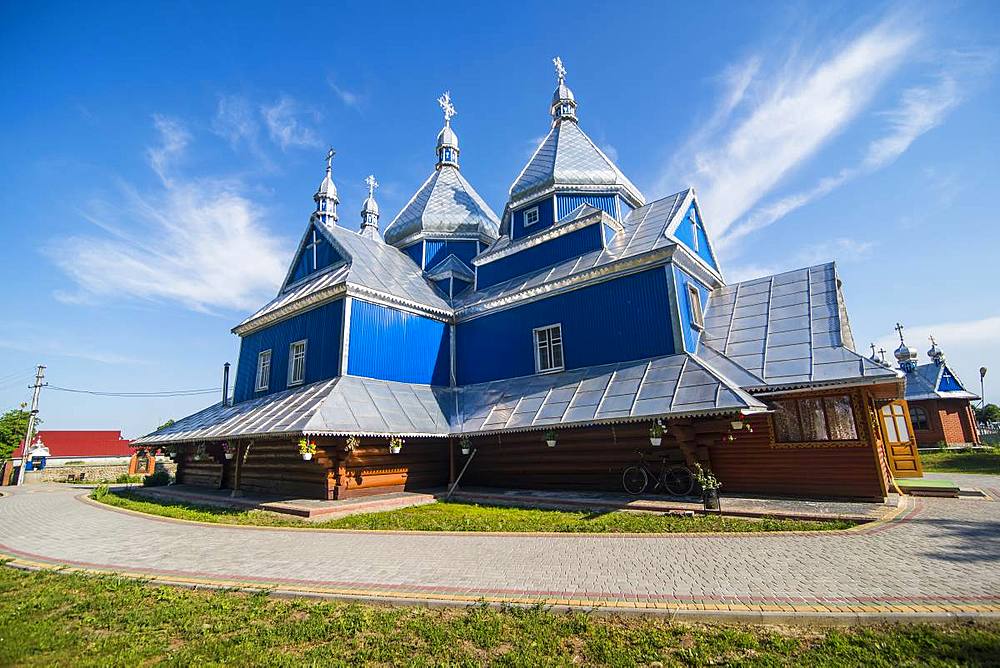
top-left (621, 451), bottom-right (695, 496)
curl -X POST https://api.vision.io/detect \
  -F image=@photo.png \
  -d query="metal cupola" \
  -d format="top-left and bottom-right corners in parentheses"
top-left (311, 147), bottom-right (339, 226)
top-left (436, 91), bottom-right (460, 169)
top-left (359, 174), bottom-right (382, 241)
top-left (550, 56), bottom-right (577, 123)
top-left (893, 323), bottom-right (918, 373)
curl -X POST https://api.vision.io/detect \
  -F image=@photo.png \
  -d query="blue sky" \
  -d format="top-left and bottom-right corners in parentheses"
top-left (1, 1), bottom-right (997, 435)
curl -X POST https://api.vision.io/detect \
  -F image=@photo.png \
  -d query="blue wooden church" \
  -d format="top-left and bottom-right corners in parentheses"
top-left (137, 59), bottom-right (914, 501)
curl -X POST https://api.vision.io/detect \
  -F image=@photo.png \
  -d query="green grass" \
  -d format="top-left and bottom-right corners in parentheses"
top-left (920, 447), bottom-right (1000, 475)
top-left (1, 567), bottom-right (998, 667)
top-left (94, 491), bottom-right (856, 533)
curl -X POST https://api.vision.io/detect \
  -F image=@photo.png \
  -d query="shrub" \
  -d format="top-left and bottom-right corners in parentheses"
top-left (143, 470), bottom-right (171, 487)
top-left (92, 484), bottom-right (110, 500)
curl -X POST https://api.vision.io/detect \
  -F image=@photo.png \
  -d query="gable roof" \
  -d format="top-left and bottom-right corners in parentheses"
top-left (509, 120), bottom-right (644, 207)
top-left (383, 165), bottom-right (500, 247)
top-left (699, 263), bottom-right (901, 391)
top-left (235, 223), bottom-right (451, 335)
top-left (15, 430), bottom-right (133, 458)
top-left (904, 362), bottom-right (980, 402)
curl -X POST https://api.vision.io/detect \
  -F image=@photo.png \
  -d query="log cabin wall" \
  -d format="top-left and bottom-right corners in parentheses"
top-left (238, 439), bottom-right (333, 499)
top-left (334, 437), bottom-right (450, 499)
top-left (174, 443), bottom-right (223, 489)
top-left (708, 389), bottom-right (888, 501)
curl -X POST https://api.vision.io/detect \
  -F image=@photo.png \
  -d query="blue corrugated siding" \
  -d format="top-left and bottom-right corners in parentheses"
top-left (477, 222), bottom-right (604, 289)
top-left (673, 204), bottom-right (719, 271)
top-left (401, 242), bottom-right (423, 267)
top-left (289, 224), bottom-right (344, 284)
top-left (673, 265), bottom-right (711, 353)
top-left (511, 196), bottom-right (555, 239)
top-left (347, 299), bottom-right (450, 385)
top-left (234, 299), bottom-right (344, 403)
top-left (556, 193), bottom-right (617, 220)
top-left (457, 268), bottom-right (674, 384)
top-left (425, 239), bottom-right (477, 269)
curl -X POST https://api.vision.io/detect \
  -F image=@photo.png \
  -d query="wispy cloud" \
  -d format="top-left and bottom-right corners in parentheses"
top-left (664, 19), bottom-right (919, 240)
top-left (50, 117), bottom-right (289, 313)
top-left (726, 237), bottom-right (875, 283)
top-left (261, 95), bottom-right (322, 150)
top-left (0, 337), bottom-right (148, 366)
top-left (327, 76), bottom-right (364, 109)
top-left (212, 95), bottom-right (260, 150)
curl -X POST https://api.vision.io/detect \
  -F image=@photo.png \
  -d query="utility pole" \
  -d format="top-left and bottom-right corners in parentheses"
top-left (15, 365), bottom-right (46, 486)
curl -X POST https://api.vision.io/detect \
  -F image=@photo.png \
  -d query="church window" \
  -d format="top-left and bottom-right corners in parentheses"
top-left (255, 350), bottom-right (272, 392)
top-left (524, 206), bottom-right (540, 227)
top-left (288, 340), bottom-right (307, 386)
top-left (909, 406), bottom-right (930, 430)
top-left (534, 324), bottom-right (564, 374)
top-left (772, 395), bottom-right (859, 443)
top-left (687, 284), bottom-right (704, 329)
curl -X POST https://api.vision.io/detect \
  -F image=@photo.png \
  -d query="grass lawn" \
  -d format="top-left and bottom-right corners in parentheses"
top-left (94, 490), bottom-right (856, 533)
top-left (919, 447), bottom-right (1000, 475)
top-left (1, 567), bottom-right (998, 667)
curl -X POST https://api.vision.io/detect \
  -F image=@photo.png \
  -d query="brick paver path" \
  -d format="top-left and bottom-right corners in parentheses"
top-left (2, 478), bottom-right (999, 618)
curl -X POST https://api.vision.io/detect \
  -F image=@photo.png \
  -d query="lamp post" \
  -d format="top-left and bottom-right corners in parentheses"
top-left (980, 367), bottom-right (988, 410)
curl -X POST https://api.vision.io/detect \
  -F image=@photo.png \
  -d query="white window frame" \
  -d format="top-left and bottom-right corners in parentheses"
top-left (523, 206), bottom-right (540, 227)
top-left (255, 349), bottom-right (272, 392)
top-left (533, 323), bottom-right (565, 374)
top-left (687, 284), bottom-right (704, 330)
top-left (288, 339), bottom-right (307, 386)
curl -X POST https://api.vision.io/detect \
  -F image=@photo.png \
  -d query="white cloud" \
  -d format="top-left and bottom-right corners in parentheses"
top-left (51, 118), bottom-right (289, 313)
top-left (600, 143), bottom-right (619, 163)
top-left (664, 20), bottom-right (918, 240)
top-left (261, 96), bottom-right (322, 150)
top-left (327, 77), bottom-right (363, 109)
top-left (726, 237), bottom-right (875, 283)
top-left (212, 95), bottom-right (260, 149)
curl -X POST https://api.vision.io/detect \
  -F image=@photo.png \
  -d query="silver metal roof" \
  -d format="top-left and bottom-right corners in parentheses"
top-left (383, 165), bottom-right (500, 247)
top-left (904, 362), bottom-right (980, 402)
top-left (456, 190), bottom-right (689, 315)
top-left (455, 353), bottom-right (766, 434)
top-left (235, 223), bottom-right (450, 334)
top-left (508, 120), bottom-right (644, 207)
top-left (133, 376), bottom-right (453, 444)
top-left (699, 263), bottom-right (900, 390)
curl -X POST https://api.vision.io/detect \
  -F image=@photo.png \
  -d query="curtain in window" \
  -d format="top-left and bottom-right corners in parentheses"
top-left (824, 396), bottom-right (858, 440)
top-left (773, 400), bottom-right (802, 442)
top-left (799, 397), bottom-right (829, 441)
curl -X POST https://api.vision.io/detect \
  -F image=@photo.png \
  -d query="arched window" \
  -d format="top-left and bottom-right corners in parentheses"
top-left (909, 406), bottom-right (930, 431)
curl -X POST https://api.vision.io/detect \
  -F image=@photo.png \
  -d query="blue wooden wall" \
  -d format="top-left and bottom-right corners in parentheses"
top-left (425, 239), bottom-right (478, 270)
top-left (556, 193), bottom-right (618, 221)
top-left (347, 299), bottom-right (450, 385)
top-left (456, 268), bottom-right (674, 384)
top-left (234, 299), bottom-right (345, 402)
top-left (672, 204), bottom-right (719, 272)
top-left (477, 222), bottom-right (605, 289)
top-left (288, 224), bottom-right (344, 284)
top-left (401, 242), bottom-right (423, 267)
top-left (511, 196), bottom-right (555, 239)
top-left (673, 265), bottom-right (711, 353)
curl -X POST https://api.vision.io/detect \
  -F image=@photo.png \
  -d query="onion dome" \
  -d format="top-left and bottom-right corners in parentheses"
top-left (551, 56), bottom-right (577, 122)
top-left (893, 323), bottom-right (918, 372)
top-left (435, 91), bottom-right (459, 169)
top-left (311, 147), bottom-right (339, 225)
top-left (359, 174), bottom-right (381, 241)
top-left (927, 336), bottom-right (945, 365)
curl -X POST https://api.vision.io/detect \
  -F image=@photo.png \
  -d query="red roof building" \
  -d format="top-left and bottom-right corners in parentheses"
top-left (14, 431), bottom-right (133, 458)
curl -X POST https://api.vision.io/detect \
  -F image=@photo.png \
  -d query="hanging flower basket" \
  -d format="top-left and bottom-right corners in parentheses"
top-left (388, 436), bottom-right (404, 455)
top-left (222, 442), bottom-right (235, 460)
top-left (543, 430), bottom-right (557, 448)
top-left (298, 437), bottom-right (316, 461)
top-left (649, 419), bottom-right (665, 446)
top-left (459, 436), bottom-right (472, 456)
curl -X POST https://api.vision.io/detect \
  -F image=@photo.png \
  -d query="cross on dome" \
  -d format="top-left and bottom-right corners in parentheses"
top-left (438, 91), bottom-right (456, 125)
top-left (894, 322), bottom-right (905, 343)
top-left (325, 147), bottom-right (335, 172)
top-left (365, 174), bottom-right (378, 197)
top-left (553, 56), bottom-right (566, 83)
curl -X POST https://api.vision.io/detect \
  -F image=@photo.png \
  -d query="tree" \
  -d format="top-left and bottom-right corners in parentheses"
top-left (156, 419), bottom-right (175, 432)
top-left (0, 404), bottom-right (39, 461)
top-left (974, 403), bottom-right (1000, 425)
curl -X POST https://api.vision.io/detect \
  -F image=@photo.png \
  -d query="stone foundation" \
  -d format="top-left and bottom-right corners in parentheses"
top-left (26, 460), bottom-right (177, 484)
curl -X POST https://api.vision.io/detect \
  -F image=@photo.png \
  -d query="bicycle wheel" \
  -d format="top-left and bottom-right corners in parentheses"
top-left (622, 466), bottom-right (649, 495)
top-left (661, 465), bottom-right (695, 496)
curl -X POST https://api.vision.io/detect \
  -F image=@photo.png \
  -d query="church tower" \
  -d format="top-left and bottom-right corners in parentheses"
top-left (359, 174), bottom-right (381, 241)
top-left (311, 147), bottom-right (339, 226)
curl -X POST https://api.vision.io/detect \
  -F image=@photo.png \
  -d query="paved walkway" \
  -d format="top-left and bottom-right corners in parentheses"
top-left (2, 477), bottom-right (999, 621)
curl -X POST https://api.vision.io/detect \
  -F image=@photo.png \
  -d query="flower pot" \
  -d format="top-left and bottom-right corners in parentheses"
top-left (649, 437), bottom-right (662, 447)
top-left (731, 421), bottom-right (744, 430)
top-left (703, 488), bottom-right (720, 511)
top-left (301, 452), bottom-right (313, 461)
top-left (224, 453), bottom-right (234, 460)
top-left (390, 445), bottom-right (402, 455)
top-left (545, 439), bottom-right (556, 448)
top-left (461, 446), bottom-right (471, 456)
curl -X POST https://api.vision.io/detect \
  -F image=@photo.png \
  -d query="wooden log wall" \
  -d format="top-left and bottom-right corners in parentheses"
top-left (238, 439), bottom-right (333, 499)
top-left (174, 444), bottom-right (223, 489)
top-left (334, 437), bottom-right (450, 499)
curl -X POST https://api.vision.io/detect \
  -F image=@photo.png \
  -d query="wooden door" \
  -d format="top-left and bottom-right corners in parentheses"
top-left (879, 400), bottom-right (923, 478)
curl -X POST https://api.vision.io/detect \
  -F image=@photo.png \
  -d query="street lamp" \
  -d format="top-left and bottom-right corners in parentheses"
top-left (980, 367), bottom-right (988, 410)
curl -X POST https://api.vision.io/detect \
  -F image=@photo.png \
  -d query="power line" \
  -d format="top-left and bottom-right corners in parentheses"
top-left (46, 385), bottom-right (220, 398)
